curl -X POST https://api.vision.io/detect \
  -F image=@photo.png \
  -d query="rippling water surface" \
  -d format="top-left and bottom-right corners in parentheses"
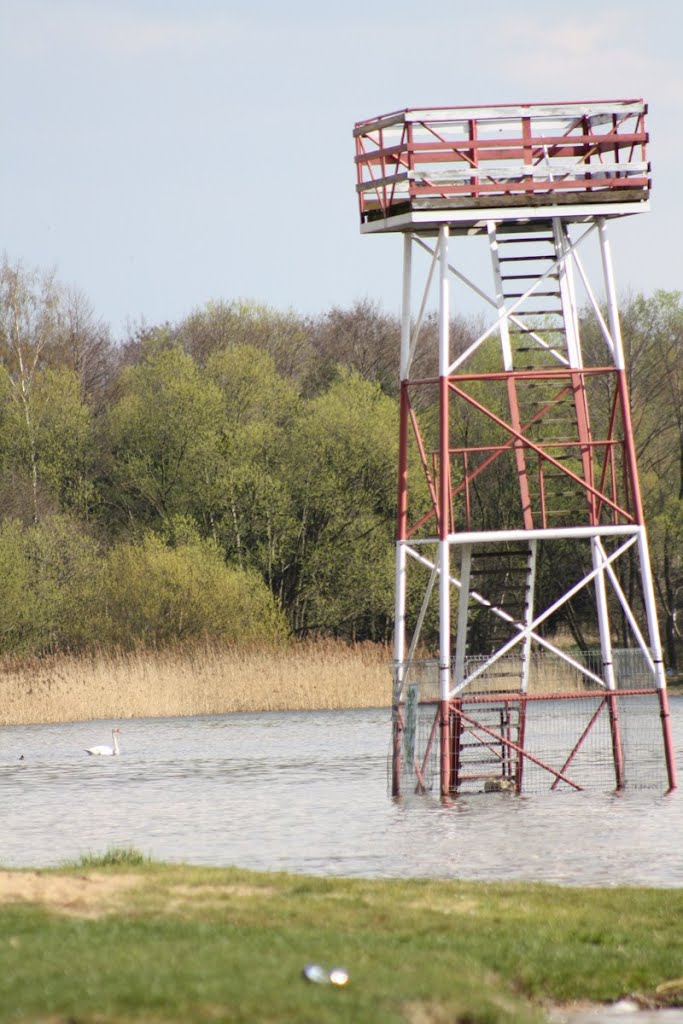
top-left (2, 699), bottom-right (682, 885)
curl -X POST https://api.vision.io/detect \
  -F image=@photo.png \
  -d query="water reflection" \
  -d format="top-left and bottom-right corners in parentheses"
top-left (1, 701), bottom-right (681, 885)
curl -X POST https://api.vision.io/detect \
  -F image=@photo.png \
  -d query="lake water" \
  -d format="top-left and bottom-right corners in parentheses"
top-left (1, 699), bottom-right (682, 886)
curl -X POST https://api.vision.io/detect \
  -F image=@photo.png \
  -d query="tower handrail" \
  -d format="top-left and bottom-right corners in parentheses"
top-left (354, 100), bottom-right (649, 223)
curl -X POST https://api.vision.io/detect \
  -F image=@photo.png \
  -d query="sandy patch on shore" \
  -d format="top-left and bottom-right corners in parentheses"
top-left (0, 870), bottom-right (141, 917)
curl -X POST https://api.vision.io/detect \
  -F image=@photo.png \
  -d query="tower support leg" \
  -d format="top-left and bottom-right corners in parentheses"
top-left (598, 218), bottom-right (676, 791)
top-left (592, 537), bottom-right (625, 789)
top-left (517, 539), bottom-right (538, 791)
top-left (438, 225), bottom-right (452, 796)
top-left (636, 529), bottom-right (678, 791)
top-left (392, 234), bottom-right (414, 797)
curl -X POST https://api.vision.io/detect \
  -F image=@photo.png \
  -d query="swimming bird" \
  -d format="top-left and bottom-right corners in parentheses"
top-left (85, 728), bottom-right (122, 756)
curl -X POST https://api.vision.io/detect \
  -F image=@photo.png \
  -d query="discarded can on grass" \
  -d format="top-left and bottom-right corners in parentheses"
top-left (328, 967), bottom-right (349, 987)
top-left (302, 963), bottom-right (329, 984)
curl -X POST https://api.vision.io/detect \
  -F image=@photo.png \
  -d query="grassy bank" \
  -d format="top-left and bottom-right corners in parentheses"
top-left (0, 640), bottom-right (391, 725)
top-left (0, 855), bottom-right (681, 1023)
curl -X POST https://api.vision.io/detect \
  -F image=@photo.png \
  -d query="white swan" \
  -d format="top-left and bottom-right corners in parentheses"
top-left (85, 728), bottom-right (122, 756)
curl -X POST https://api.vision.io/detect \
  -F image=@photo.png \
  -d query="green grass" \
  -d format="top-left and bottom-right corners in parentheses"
top-left (66, 846), bottom-right (152, 868)
top-left (0, 854), bottom-right (681, 1023)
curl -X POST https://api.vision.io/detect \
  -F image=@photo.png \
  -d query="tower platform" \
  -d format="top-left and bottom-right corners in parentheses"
top-left (354, 100), bottom-right (649, 234)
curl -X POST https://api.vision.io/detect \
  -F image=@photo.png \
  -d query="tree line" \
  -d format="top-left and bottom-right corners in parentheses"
top-left (0, 257), bottom-right (681, 666)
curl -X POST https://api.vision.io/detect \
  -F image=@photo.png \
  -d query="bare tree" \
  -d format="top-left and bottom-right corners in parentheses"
top-left (0, 258), bottom-right (59, 522)
top-left (50, 286), bottom-right (115, 407)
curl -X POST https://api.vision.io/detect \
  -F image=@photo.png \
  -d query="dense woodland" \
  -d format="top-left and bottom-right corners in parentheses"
top-left (0, 257), bottom-right (681, 666)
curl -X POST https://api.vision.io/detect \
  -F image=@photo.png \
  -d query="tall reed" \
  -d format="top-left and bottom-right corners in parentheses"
top-left (0, 640), bottom-right (392, 725)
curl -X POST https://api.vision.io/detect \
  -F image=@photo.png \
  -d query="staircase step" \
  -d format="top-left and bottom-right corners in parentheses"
top-left (515, 345), bottom-right (566, 352)
top-left (511, 308), bottom-right (563, 315)
top-left (469, 549), bottom-right (532, 559)
top-left (504, 290), bottom-right (561, 298)
top-left (471, 567), bottom-right (529, 576)
top-left (457, 742), bottom-right (505, 751)
top-left (509, 326), bottom-right (566, 334)
top-left (501, 272), bottom-right (559, 279)
top-left (454, 773), bottom-right (516, 782)
top-left (498, 235), bottom-right (555, 244)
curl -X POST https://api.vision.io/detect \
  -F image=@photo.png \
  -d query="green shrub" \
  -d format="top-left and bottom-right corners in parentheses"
top-left (94, 532), bottom-right (288, 650)
top-left (0, 515), bottom-right (100, 655)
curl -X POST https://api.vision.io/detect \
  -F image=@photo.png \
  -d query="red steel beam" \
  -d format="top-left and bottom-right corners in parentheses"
top-left (355, 134), bottom-right (648, 166)
top-left (448, 384), bottom-right (626, 506)
top-left (550, 697), bottom-right (607, 790)
top-left (446, 379), bottom-right (635, 523)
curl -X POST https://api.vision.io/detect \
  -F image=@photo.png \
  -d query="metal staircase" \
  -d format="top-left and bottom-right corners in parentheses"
top-left (451, 697), bottom-right (522, 792)
top-left (490, 223), bottom-right (593, 532)
top-left (466, 545), bottom-right (534, 656)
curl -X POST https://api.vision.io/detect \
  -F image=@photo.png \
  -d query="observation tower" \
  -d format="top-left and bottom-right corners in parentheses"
top-left (353, 100), bottom-right (677, 796)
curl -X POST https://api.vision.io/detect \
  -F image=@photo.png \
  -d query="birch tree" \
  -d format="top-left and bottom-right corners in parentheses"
top-left (0, 258), bottom-right (60, 522)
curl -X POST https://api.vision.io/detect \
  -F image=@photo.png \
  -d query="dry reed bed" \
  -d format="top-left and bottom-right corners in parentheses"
top-left (0, 641), bottom-right (392, 726)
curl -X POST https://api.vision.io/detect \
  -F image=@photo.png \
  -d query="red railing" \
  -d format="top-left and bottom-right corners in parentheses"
top-left (354, 100), bottom-right (649, 222)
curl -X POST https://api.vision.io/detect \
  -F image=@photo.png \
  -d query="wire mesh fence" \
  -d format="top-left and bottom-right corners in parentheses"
top-left (391, 649), bottom-right (669, 795)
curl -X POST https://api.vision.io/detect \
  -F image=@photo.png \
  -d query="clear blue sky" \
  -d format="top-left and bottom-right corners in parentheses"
top-left (0, 0), bottom-right (681, 338)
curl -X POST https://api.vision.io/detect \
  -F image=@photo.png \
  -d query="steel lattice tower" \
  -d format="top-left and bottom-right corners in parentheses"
top-left (354, 100), bottom-right (677, 796)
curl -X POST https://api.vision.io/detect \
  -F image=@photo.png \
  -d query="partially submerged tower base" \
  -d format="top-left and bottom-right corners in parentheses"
top-left (354, 100), bottom-right (677, 795)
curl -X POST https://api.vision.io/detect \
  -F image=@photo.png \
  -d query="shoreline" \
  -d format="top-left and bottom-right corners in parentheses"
top-left (0, 639), bottom-right (392, 726)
